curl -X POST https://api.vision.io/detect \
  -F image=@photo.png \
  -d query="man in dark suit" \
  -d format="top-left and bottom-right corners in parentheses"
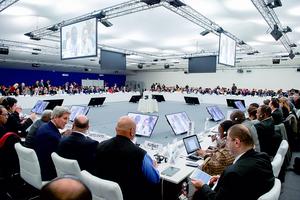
top-left (255, 105), bottom-right (282, 157)
top-left (95, 116), bottom-right (160, 200)
top-left (34, 106), bottom-right (71, 181)
top-left (191, 124), bottom-right (274, 200)
top-left (56, 115), bottom-right (98, 173)
top-left (269, 98), bottom-right (284, 125)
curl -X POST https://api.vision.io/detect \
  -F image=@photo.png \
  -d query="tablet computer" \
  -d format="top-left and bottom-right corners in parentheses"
top-left (190, 168), bottom-right (211, 184)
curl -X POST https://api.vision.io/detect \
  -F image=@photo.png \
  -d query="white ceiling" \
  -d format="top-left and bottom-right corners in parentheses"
top-left (0, 0), bottom-right (300, 73)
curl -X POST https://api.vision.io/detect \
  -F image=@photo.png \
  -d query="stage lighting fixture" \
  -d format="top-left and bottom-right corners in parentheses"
top-left (47, 25), bottom-right (59, 31)
top-left (168, 0), bottom-right (186, 8)
top-left (200, 30), bottom-right (210, 36)
top-left (289, 51), bottom-right (295, 59)
top-left (94, 11), bottom-right (106, 19)
top-left (30, 36), bottom-right (41, 41)
top-left (289, 43), bottom-right (297, 48)
top-left (137, 63), bottom-right (143, 69)
top-left (24, 32), bottom-right (33, 37)
top-left (216, 27), bottom-right (224, 33)
top-left (141, 0), bottom-right (161, 5)
top-left (32, 52), bottom-right (39, 55)
top-left (164, 64), bottom-right (170, 69)
top-left (238, 41), bottom-right (246, 45)
top-left (295, 52), bottom-right (300, 55)
top-left (270, 24), bottom-right (282, 41)
top-left (282, 26), bottom-right (292, 33)
top-left (32, 63), bottom-right (40, 68)
top-left (267, 0), bottom-right (282, 8)
top-left (100, 19), bottom-right (113, 27)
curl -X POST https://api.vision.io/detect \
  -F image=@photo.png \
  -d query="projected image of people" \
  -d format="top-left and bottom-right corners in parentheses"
top-left (65, 26), bottom-right (79, 57)
top-left (167, 113), bottom-right (189, 135)
top-left (128, 113), bottom-right (158, 137)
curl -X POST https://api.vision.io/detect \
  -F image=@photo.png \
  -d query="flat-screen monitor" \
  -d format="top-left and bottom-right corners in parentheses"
top-left (234, 100), bottom-right (246, 112)
top-left (165, 112), bottom-right (190, 135)
top-left (44, 99), bottom-right (64, 110)
top-left (152, 94), bottom-right (165, 102)
top-left (206, 106), bottom-right (225, 121)
top-left (127, 112), bottom-right (159, 137)
top-left (184, 96), bottom-right (200, 105)
top-left (129, 95), bottom-right (142, 103)
top-left (188, 55), bottom-right (217, 73)
top-left (218, 33), bottom-right (236, 67)
top-left (69, 105), bottom-right (90, 122)
top-left (226, 99), bottom-right (246, 108)
top-left (100, 49), bottom-right (126, 70)
top-left (31, 100), bottom-right (49, 114)
top-left (88, 97), bottom-right (106, 107)
top-left (61, 18), bottom-right (97, 60)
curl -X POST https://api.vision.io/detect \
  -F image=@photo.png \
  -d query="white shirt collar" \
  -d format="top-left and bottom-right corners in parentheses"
top-left (233, 151), bottom-right (246, 164)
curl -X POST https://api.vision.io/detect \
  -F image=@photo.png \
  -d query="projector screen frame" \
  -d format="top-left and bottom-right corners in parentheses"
top-left (218, 33), bottom-right (236, 67)
top-left (60, 17), bottom-right (98, 60)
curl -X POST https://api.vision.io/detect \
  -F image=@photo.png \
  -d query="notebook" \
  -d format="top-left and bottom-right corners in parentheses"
top-left (182, 135), bottom-right (202, 160)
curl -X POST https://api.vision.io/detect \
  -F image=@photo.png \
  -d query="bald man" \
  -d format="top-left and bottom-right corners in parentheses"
top-left (57, 115), bottom-right (98, 173)
top-left (40, 177), bottom-right (91, 200)
top-left (95, 116), bottom-right (160, 200)
top-left (191, 124), bottom-right (274, 200)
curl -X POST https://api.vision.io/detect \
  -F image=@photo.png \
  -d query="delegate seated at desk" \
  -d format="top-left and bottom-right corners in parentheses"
top-left (191, 124), bottom-right (274, 200)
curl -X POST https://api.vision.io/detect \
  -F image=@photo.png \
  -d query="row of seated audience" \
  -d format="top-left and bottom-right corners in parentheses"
top-left (151, 82), bottom-right (300, 99)
top-left (1, 93), bottom-right (299, 199)
top-left (0, 80), bottom-right (131, 97)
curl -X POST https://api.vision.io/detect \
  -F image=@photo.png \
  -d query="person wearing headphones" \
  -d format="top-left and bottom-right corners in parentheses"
top-left (95, 116), bottom-right (160, 200)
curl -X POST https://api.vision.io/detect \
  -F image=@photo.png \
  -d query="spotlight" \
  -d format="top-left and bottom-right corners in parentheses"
top-left (289, 43), bottom-right (297, 48)
top-left (289, 50), bottom-right (295, 59)
top-left (94, 11), bottom-right (106, 19)
top-left (137, 63), bottom-right (143, 69)
top-left (238, 41), bottom-right (246, 45)
top-left (100, 19), bottom-right (113, 27)
top-left (30, 35), bottom-right (41, 41)
top-left (168, 0), bottom-right (186, 8)
top-left (141, 0), bottom-right (161, 5)
top-left (270, 24), bottom-right (282, 41)
top-left (216, 27), bottom-right (224, 33)
top-left (282, 26), bottom-right (292, 33)
top-left (267, 0), bottom-right (282, 8)
top-left (200, 30), bottom-right (210, 36)
top-left (164, 64), bottom-right (170, 69)
top-left (47, 25), bottom-right (59, 31)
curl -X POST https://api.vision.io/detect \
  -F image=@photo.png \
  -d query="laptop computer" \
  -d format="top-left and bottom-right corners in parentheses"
top-left (183, 135), bottom-right (202, 160)
top-left (31, 100), bottom-right (49, 114)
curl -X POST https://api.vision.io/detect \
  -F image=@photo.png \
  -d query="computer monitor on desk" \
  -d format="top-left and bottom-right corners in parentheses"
top-left (129, 95), bottom-right (142, 103)
top-left (184, 96), bottom-right (200, 105)
top-left (206, 106), bottom-right (225, 122)
top-left (69, 105), bottom-right (90, 122)
top-left (44, 99), bottom-right (64, 110)
top-left (88, 97), bottom-right (106, 107)
top-left (226, 99), bottom-right (245, 108)
top-left (31, 100), bottom-right (49, 114)
top-left (127, 112), bottom-right (159, 137)
top-left (152, 94), bottom-right (165, 102)
top-left (165, 112), bottom-right (190, 135)
top-left (234, 100), bottom-right (246, 112)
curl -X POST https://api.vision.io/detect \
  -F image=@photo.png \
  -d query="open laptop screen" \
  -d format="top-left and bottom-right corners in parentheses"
top-left (206, 106), bottom-right (225, 121)
top-left (69, 105), bottom-right (90, 122)
top-left (165, 112), bottom-right (190, 135)
top-left (183, 135), bottom-right (201, 155)
top-left (31, 100), bottom-right (49, 114)
top-left (234, 100), bottom-right (246, 112)
top-left (128, 112), bottom-right (158, 137)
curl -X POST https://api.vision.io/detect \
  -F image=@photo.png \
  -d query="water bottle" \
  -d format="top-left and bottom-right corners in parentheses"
top-left (204, 117), bottom-right (210, 133)
top-left (188, 121), bottom-right (195, 136)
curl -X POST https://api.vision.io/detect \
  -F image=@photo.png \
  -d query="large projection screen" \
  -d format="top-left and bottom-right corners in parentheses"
top-left (218, 33), bottom-right (236, 67)
top-left (61, 18), bottom-right (97, 60)
top-left (188, 55), bottom-right (217, 73)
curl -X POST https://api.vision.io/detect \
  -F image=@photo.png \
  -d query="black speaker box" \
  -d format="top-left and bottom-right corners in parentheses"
top-left (0, 47), bottom-right (9, 55)
top-left (297, 68), bottom-right (300, 72)
top-left (272, 59), bottom-right (280, 64)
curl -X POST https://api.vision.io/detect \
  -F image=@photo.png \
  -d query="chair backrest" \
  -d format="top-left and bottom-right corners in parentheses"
top-left (258, 178), bottom-right (281, 200)
top-left (274, 123), bottom-right (288, 141)
top-left (80, 170), bottom-right (123, 200)
top-left (51, 152), bottom-right (82, 180)
top-left (14, 143), bottom-right (43, 189)
top-left (296, 109), bottom-right (300, 119)
top-left (285, 114), bottom-right (298, 135)
top-left (276, 140), bottom-right (289, 158)
top-left (271, 154), bottom-right (282, 177)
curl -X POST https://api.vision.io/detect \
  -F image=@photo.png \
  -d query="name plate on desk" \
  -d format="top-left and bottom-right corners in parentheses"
top-left (88, 132), bottom-right (110, 142)
top-left (143, 140), bottom-right (163, 151)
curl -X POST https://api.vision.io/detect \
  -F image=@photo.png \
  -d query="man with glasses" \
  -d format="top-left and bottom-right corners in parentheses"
top-left (0, 105), bottom-right (9, 138)
top-left (191, 124), bottom-right (274, 200)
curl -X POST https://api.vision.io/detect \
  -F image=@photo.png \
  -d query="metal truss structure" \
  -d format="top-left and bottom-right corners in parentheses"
top-left (251, 0), bottom-right (295, 54)
top-left (0, 0), bottom-right (19, 12)
top-left (27, 0), bottom-right (255, 58)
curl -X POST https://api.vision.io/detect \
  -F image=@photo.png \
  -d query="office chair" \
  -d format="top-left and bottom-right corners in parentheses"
top-left (271, 154), bottom-right (282, 177)
top-left (258, 178), bottom-right (281, 200)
